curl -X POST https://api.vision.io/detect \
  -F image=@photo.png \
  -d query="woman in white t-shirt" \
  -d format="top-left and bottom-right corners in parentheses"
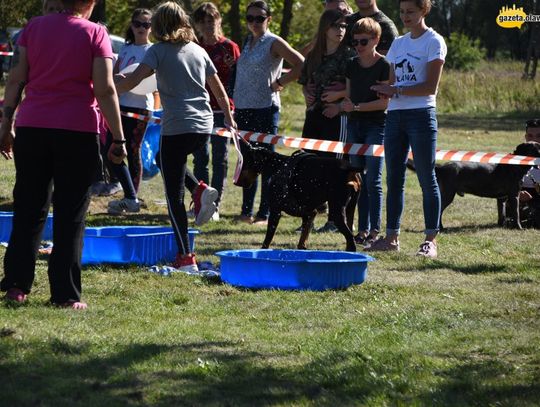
top-left (369, 0), bottom-right (446, 258)
top-left (107, 8), bottom-right (158, 215)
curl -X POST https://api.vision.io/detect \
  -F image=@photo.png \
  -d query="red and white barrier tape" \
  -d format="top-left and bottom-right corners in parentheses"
top-left (122, 111), bottom-right (540, 166)
top-left (0, 51), bottom-right (13, 56)
top-left (214, 128), bottom-right (540, 166)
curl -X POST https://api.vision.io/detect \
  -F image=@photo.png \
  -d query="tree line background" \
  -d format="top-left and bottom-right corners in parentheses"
top-left (0, 0), bottom-right (538, 61)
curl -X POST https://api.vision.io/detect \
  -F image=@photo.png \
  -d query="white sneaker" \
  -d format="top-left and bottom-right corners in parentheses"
top-left (193, 181), bottom-right (218, 226)
top-left (211, 211), bottom-right (220, 221)
top-left (108, 198), bottom-right (140, 214)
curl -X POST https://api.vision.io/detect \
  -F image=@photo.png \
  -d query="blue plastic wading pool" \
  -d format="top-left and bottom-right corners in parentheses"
top-left (216, 249), bottom-right (373, 290)
top-left (82, 226), bottom-right (199, 265)
top-left (0, 211), bottom-right (53, 242)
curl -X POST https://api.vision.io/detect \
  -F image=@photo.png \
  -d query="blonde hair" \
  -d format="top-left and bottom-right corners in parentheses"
top-left (351, 17), bottom-right (382, 39)
top-left (152, 1), bottom-right (196, 44)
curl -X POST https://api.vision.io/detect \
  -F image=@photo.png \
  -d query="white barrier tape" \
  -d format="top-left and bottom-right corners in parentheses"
top-left (121, 112), bottom-right (540, 166)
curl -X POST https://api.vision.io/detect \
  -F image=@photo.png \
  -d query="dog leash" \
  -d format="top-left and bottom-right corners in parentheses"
top-left (229, 127), bottom-right (244, 184)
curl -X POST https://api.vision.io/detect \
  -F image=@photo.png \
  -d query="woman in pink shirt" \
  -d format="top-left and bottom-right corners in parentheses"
top-left (0, 0), bottom-right (126, 309)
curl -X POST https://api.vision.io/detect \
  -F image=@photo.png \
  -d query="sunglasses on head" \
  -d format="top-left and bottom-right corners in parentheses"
top-left (351, 38), bottom-right (371, 46)
top-left (132, 20), bottom-right (151, 29)
top-left (246, 14), bottom-right (268, 23)
top-left (331, 22), bottom-right (348, 30)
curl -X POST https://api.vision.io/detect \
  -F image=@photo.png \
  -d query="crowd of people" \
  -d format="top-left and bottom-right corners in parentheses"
top-left (0, 0), bottom-right (537, 308)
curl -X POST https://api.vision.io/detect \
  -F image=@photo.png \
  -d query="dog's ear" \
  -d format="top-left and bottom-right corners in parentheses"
top-left (514, 142), bottom-right (540, 157)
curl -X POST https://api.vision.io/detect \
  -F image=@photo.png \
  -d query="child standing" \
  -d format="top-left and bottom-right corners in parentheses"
top-left (115, 1), bottom-right (236, 272)
top-left (341, 17), bottom-right (390, 247)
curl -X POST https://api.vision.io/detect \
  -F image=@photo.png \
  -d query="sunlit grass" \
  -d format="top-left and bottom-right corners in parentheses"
top-left (0, 61), bottom-right (539, 406)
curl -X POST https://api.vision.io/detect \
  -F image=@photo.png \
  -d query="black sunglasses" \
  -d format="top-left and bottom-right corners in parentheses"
top-left (132, 20), bottom-right (151, 29)
top-left (351, 38), bottom-right (371, 46)
top-left (331, 22), bottom-right (348, 30)
top-left (246, 14), bottom-right (268, 23)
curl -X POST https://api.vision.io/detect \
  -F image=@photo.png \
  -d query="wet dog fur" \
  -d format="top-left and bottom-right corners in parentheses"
top-left (234, 145), bottom-right (361, 251)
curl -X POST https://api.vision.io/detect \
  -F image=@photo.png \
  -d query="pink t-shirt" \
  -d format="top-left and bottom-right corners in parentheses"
top-left (16, 13), bottom-right (113, 133)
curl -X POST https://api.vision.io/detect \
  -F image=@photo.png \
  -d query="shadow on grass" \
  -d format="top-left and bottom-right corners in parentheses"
top-left (401, 223), bottom-right (501, 234)
top-left (419, 358), bottom-right (540, 406)
top-left (393, 260), bottom-right (507, 275)
top-left (86, 213), bottom-right (171, 226)
top-left (0, 198), bottom-right (14, 211)
top-left (438, 113), bottom-right (533, 132)
top-left (1, 340), bottom-right (537, 405)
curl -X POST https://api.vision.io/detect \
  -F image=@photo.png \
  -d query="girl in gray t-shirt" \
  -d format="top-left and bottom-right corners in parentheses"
top-left (115, 2), bottom-right (236, 273)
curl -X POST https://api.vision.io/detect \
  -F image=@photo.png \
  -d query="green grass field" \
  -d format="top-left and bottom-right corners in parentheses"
top-left (0, 61), bottom-right (539, 406)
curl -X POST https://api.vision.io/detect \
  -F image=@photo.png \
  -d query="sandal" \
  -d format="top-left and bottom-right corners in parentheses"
top-left (5, 288), bottom-right (27, 303)
top-left (365, 236), bottom-right (400, 252)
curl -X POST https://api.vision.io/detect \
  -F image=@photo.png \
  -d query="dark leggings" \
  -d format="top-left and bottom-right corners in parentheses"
top-left (157, 133), bottom-right (208, 255)
top-left (107, 106), bottom-right (149, 199)
top-left (0, 127), bottom-right (99, 303)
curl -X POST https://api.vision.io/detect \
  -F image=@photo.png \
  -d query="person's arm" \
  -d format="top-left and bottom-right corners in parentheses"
top-left (0, 45), bottom-right (28, 160)
top-left (345, 96), bottom-right (389, 112)
top-left (115, 63), bottom-right (154, 94)
top-left (270, 37), bottom-right (304, 91)
top-left (207, 73), bottom-right (237, 130)
top-left (321, 84), bottom-right (347, 103)
top-left (153, 91), bottom-right (161, 110)
top-left (113, 57), bottom-right (121, 75)
top-left (92, 56), bottom-right (126, 164)
top-left (303, 84), bottom-right (315, 107)
top-left (341, 79), bottom-right (354, 112)
top-left (371, 59), bottom-right (444, 98)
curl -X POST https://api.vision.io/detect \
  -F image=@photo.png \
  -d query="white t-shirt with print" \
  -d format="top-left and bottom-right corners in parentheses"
top-left (386, 28), bottom-right (447, 111)
top-left (117, 43), bottom-right (155, 110)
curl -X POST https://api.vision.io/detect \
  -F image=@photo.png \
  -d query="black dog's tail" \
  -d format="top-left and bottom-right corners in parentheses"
top-left (406, 159), bottom-right (416, 172)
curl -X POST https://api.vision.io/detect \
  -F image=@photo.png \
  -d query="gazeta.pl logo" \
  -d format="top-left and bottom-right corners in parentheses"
top-left (497, 4), bottom-right (539, 28)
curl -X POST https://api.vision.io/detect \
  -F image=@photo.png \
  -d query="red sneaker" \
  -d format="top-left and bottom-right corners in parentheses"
top-left (172, 252), bottom-right (199, 273)
top-left (192, 181), bottom-right (218, 226)
top-left (5, 288), bottom-right (27, 303)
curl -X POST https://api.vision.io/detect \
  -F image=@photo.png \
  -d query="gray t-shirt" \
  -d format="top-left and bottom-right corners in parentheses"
top-left (142, 41), bottom-right (217, 135)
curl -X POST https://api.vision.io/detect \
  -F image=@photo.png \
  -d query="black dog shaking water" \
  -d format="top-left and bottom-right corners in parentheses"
top-left (235, 145), bottom-right (361, 251)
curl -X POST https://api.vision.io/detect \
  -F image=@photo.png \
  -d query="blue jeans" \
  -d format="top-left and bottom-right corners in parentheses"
top-left (384, 108), bottom-right (440, 236)
top-left (347, 119), bottom-right (384, 233)
top-left (235, 105), bottom-right (280, 219)
top-left (192, 113), bottom-right (229, 207)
